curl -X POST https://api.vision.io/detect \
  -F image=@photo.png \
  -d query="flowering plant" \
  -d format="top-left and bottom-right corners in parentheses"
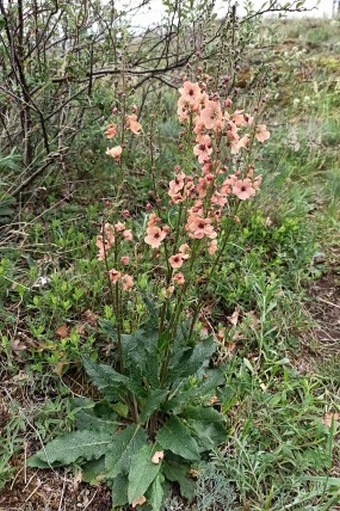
top-left (29, 77), bottom-right (270, 509)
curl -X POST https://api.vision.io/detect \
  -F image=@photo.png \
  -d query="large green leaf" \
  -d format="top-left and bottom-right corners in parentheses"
top-left (74, 405), bottom-right (118, 433)
top-left (163, 458), bottom-right (195, 500)
top-left (111, 474), bottom-right (129, 507)
top-left (165, 369), bottom-right (225, 413)
top-left (71, 398), bottom-right (118, 432)
top-left (83, 356), bottom-right (139, 396)
top-left (139, 389), bottom-right (168, 424)
top-left (149, 473), bottom-right (165, 511)
top-left (156, 417), bottom-right (201, 461)
top-left (123, 329), bottom-right (160, 388)
top-left (100, 322), bottom-right (160, 388)
top-left (105, 424), bottom-right (147, 478)
top-left (81, 456), bottom-right (106, 484)
top-left (128, 444), bottom-right (162, 504)
top-left (188, 420), bottom-right (226, 451)
top-left (181, 405), bottom-right (225, 424)
top-left (28, 430), bottom-right (113, 468)
top-left (168, 337), bottom-right (217, 381)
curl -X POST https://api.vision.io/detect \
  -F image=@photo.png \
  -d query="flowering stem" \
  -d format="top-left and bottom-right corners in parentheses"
top-left (188, 202), bottom-right (240, 340)
top-left (159, 239), bottom-right (202, 386)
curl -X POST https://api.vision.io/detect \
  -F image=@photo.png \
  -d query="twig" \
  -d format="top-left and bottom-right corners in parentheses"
top-left (317, 297), bottom-right (340, 310)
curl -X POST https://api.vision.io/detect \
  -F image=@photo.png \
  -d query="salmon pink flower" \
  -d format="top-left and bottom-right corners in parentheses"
top-left (169, 192), bottom-right (185, 204)
top-left (115, 222), bottom-right (125, 232)
top-left (253, 175), bottom-right (262, 190)
top-left (179, 243), bottom-right (191, 259)
top-left (179, 80), bottom-right (201, 107)
top-left (211, 192), bottom-right (227, 208)
top-left (200, 100), bottom-right (223, 130)
top-left (145, 226), bottom-right (167, 249)
top-left (169, 253), bottom-right (184, 269)
top-left (122, 274), bottom-right (134, 291)
top-left (108, 268), bottom-right (121, 284)
top-left (208, 239), bottom-right (218, 255)
top-left (161, 285), bottom-right (175, 299)
top-left (194, 135), bottom-right (213, 164)
top-left (255, 124), bottom-right (270, 143)
top-left (231, 134), bottom-right (250, 154)
top-left (126, 114), bottom-right (142, 134)
top-left (193, 116), bottom-right (206, 136)
top-left (106, 146), bottom-right (123, 160)
top-left (186, 216), bottom-right (217, 240)
top-left (226, 121), bottom-right (239, 144)
top-left (96, 237), bottom-right (109, 261)
top-left (103, 223), bottom-right (115, 245)
top-left (196, 177), bottom-right (210, 198)
top-left (121, 256), bottom-right (130, 265)
top-left (232, 110), bottom-right (248, 127)
top-left (220, 175), bottom-right (237, 196)
top-left (172, 272), bottom-right (185, 285)
top-left (123, 229), bottom-right (133, 241)
top-left (213, 208), bottom-right (223, 222)
top-left (177, 97), bottom-right (190, 122)
top-left (105, 123), bottom-right (117, 139)
top-left (168, 172), bottom-right (185, 198)
top-left (147, 213), bottom-right (160, 227)
top-left (244, 113), bottom-right (254, 125)
top-left (199, 91), bottom-right (209, 109)
top-left (202, 162), bottom-right (213, 175)
top-left (233, 178), bottom-right (255, 200)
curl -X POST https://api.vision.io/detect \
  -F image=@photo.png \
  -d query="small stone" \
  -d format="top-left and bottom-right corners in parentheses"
top-left (313, 252), bottom-right (326, 264)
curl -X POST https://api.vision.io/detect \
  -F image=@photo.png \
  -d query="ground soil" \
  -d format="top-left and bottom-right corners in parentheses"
top-left (0, 467), bottom-right (111, 511)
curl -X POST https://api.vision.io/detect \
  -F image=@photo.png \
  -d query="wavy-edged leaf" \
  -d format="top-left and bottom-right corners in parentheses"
top-left (82, 456), bottom-right (106, 484)
top-left (128, 444), bottom-right (162, 504)
top-left (111, 474), bottom-right (129, 507)
top-left (163, 458), bottom-right (195, 500)
top-left (182, 405), bottom-right (224, 424)
top-left (188, 420), bottom-right (226, 451)
top-left (83, 356), bottom-right (139, 397)
top-left (105, 424), bottom-right (147, 478)
top-left (74, 409), bottom-right (118, 433)
top-left (139, 389), bottom-right (168, 424)
top-left (156, 417), bottom-right (201, 461)
top-left (149, 472), bottom-right (165, 511)
top-left (123, 329), bottom-right (160, 388)
top-left (28, 430), bottom-right (113, 468)
top-left (165, 368), bottom-right (225, 413)
top-left (168, 337), bottom-right (217, 381)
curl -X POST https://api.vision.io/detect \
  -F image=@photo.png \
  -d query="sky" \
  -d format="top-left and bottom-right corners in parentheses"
top-left (117, 0), bottom-right (335, 29)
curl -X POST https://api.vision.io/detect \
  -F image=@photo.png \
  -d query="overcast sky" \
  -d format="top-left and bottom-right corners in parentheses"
top-left (117, 0), bottom-right (335, 29)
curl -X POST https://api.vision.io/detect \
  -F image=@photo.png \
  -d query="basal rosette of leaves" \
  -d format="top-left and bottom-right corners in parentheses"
top-left (29, 78), bottom-right (270, 509)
